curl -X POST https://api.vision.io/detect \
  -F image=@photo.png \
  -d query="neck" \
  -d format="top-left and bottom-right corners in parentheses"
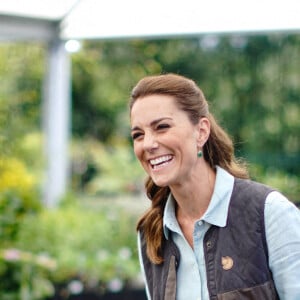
top-left (171, 164), bottom-right (216, 221)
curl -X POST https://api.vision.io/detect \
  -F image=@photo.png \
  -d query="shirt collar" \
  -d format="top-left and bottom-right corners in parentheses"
top-left (163, 166), bottom-right (234, 239)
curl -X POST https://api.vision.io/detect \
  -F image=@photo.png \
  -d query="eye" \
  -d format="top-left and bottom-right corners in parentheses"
top-left (157, 123), bottom-right (170, 130)
top-left (131, 132), bottom-right (143, 140)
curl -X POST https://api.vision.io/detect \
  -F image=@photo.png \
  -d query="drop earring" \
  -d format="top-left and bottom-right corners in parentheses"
top-left (197, 150), bottom-right (203, 158)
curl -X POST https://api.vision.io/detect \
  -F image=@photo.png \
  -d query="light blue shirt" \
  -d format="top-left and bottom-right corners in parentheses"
top-left (138, 166), bottom-right (300, 300)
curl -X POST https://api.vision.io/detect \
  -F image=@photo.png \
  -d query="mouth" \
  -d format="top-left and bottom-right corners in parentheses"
top-left (149, 155), bottom-right (173, 170)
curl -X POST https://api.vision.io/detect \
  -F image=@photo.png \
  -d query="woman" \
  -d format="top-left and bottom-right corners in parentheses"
top-left (129, 73), bottom-right (300, 300)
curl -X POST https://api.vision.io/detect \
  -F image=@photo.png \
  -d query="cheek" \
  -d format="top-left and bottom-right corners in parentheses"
top-left (133, 143), bottom-right (143, 161)
top-left (134, 144), bottom-right (149, 173)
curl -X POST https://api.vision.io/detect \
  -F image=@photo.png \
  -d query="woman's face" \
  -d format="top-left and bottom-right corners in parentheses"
top-left (130, 94), bottom-right (202, 188)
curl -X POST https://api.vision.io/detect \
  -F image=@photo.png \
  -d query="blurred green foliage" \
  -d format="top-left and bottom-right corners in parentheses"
top-left (0, 42), bottom-right (44, 158)
top-left (71, 139), bottom-right (144, 195)
top-left (70, 34), bottom-right (300, 202)
top-left (0, 156), bottom-right (41, 245)
top-left (1, 36), bottom-right (299, 197)
top-left (0, 248), bottom-right (56, 300)
top-left (14, 198), bottom-right (141, 294)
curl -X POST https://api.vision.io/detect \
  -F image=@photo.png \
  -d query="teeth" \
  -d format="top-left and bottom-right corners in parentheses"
top-left (150, 155), bottom-right (173, 166)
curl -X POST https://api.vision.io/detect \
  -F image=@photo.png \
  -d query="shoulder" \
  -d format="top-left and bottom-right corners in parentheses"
top-left (230, 178), bottom-right (274, 213)
top-left (264, 192), bottom-right (300, 299)
top-left (265, 191), bottom-right (300, 223)
top-left (264, 191), bottom-right (300, 248)
top-left (234, 178), bottom-right (274, 195)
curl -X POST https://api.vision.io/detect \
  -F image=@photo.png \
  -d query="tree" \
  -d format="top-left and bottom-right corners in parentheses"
top-left (71, 34), bottom-right (300, 176)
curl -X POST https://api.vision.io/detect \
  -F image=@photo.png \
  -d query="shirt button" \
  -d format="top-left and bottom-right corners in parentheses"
top-left (198, 220), bottom-right (203, 226)
top-left (206, 240), bottom-right (212, 249)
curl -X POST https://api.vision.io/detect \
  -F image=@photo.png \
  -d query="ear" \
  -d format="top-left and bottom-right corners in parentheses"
top-left (196, 117), bottom-right (210, 147)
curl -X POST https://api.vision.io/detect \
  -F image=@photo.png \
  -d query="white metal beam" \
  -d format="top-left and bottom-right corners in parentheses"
top-left (0, 14), bottom-right (58, 41)
top-left (43, 39), bottom-right (70, 207)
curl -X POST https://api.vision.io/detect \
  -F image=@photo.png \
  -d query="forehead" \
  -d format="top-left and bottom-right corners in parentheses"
top-left (130, 94), bottom-right (180, 121)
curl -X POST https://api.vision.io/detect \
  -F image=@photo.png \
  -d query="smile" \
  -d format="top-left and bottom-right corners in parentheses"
top-left (149, 155), bottom-right (173, 169)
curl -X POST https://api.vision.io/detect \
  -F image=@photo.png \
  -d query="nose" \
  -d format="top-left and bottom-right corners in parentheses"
top-left (143, 132), bottom-right (158, 152)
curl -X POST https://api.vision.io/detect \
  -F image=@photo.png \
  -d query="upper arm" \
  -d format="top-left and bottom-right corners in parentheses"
top-left (265, 191), bottom-right (300, 300)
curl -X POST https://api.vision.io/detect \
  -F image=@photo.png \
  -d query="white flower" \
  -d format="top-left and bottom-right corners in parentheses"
top-left (97, 249), bottom-right (109, 261)
top-left (67, 280), bottom-right (84, 295)
top-left (107, 278), bottom-right (124, 292)
top-left (118, 247), bottom-right (132, 260)
top-left (35, 253), bottom-right (57, 270)
top-left (3, 249), bottom-right (21, 261)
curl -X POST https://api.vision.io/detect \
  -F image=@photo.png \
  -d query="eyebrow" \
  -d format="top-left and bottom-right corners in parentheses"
top-left (131, 117), bottom-right (172, 132)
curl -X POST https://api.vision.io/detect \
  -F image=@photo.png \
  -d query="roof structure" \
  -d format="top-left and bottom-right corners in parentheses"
top-left (1, 0), bottom-right (300, 41)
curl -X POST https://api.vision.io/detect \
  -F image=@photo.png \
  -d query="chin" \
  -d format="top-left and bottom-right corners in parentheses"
top-left (153, 176), bottom-right (174, 188)
top-left (152, 178), bottom-right (169, 188)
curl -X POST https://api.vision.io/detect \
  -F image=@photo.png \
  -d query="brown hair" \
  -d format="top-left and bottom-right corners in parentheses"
top-left (130, 73), bottom-right (248, 264)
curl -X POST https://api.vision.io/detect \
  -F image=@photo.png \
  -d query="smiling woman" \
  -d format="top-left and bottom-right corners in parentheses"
top-left (129, 73), bottom-right (300, 300)
top-left (130, 93), bottom-right (211, 189)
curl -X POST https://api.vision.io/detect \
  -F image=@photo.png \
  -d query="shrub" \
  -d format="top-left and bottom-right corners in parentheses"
top-left (0, 248), bottom-right (56, 300)
top-left (14, 198), bottom-right (141, 295)
top-left (0, 157), bottom-right (41, 244)
top-left (71, 139), bottom-right (145, 196)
